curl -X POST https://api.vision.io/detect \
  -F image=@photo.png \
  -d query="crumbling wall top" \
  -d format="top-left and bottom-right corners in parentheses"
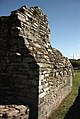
top-left (10, 5), bottom-right (50, 45)
top-left (11, 5), bottom-right (48, 24)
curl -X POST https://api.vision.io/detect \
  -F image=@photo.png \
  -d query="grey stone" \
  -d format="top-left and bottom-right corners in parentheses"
top-left (0, 5), bottom-right (72, 119)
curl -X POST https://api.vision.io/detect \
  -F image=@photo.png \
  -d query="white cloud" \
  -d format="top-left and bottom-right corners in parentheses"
top-left (68, 54), bottom-right (80, 59)
top-left (75, 54), bottom-right (80, 59)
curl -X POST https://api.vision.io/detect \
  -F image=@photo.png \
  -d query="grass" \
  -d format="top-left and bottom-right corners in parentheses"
top-left (49, 70), bottom-right (80, 119)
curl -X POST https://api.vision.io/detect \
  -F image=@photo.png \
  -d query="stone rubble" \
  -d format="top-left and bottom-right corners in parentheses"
top-left (0, 105), bottom-right (29, 119)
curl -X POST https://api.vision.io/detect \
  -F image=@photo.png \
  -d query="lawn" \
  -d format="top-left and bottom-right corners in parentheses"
top-left (49, 70), bottom-right (80, 119)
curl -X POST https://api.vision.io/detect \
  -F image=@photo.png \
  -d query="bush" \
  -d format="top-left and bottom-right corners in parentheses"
top-left (69, 59), bottom-right (80, 70)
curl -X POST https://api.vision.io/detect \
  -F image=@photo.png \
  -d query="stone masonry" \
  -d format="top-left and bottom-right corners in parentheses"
top-left (0, 6), bottom-right (72, 119)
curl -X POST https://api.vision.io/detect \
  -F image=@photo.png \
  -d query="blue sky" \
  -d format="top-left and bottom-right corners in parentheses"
top-left (0, 0), bottom-right (80, 59)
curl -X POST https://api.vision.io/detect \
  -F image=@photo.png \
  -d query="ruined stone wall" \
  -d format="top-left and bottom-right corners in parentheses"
top-left (0, 6), bottom-right (72, 119)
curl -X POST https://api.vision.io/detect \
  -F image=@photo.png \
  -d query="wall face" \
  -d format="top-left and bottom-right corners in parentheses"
top-left (0, 6), bottom-right (72, 119)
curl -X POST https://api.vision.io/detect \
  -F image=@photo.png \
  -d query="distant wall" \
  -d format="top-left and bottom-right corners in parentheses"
top-left (0, 6), bottom-right (72, 119)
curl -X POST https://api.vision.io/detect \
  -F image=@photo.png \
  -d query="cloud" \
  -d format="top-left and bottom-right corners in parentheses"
top-left (68, 54), bottom-right (80, 59)
top-left (73, 54), bottom-right (80, 59)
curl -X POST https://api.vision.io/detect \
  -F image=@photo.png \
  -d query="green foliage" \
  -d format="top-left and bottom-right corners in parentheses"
top-left (69, 59), bottom-right (80, 70)
top-left (49, 71), bottom-right (80, 119)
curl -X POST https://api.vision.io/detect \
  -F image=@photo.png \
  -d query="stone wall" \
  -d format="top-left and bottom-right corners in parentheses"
top-left (0, 105), bottom-right (29, 119)
top-left (0, 6), bottom-right (72, 119)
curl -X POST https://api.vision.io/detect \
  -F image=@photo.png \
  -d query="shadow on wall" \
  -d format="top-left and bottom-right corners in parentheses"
top-left (0, 36), bottom-right (39, 119)
top-left (64, 87), bottom-right (80, 119)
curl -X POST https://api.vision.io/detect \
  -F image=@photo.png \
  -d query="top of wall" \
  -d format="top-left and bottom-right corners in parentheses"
top-left (0, 6), bottom-right (72, 69)
top-left (10, 6), bottom-right (51, 46)
top-left (11, 5), bottom-right (48, 23)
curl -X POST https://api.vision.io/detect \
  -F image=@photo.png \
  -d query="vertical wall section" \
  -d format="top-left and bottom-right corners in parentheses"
top-left (0, 6), bottom-right (72, 119)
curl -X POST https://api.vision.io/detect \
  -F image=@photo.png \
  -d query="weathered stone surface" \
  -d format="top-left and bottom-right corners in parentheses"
top-left (0, 105), bottom-right (29, 119)
top-left (0, 5), bottom-right (72, 119)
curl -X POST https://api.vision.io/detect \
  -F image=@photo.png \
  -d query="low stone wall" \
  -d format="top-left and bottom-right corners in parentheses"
top-left (0, 6), bottom-right (72, 119)
top-left (0, 105), bottom-right (29, 119)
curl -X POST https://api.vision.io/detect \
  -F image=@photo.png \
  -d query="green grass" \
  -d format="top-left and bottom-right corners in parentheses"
top-left (49, 71), bottom-right (80, 119)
